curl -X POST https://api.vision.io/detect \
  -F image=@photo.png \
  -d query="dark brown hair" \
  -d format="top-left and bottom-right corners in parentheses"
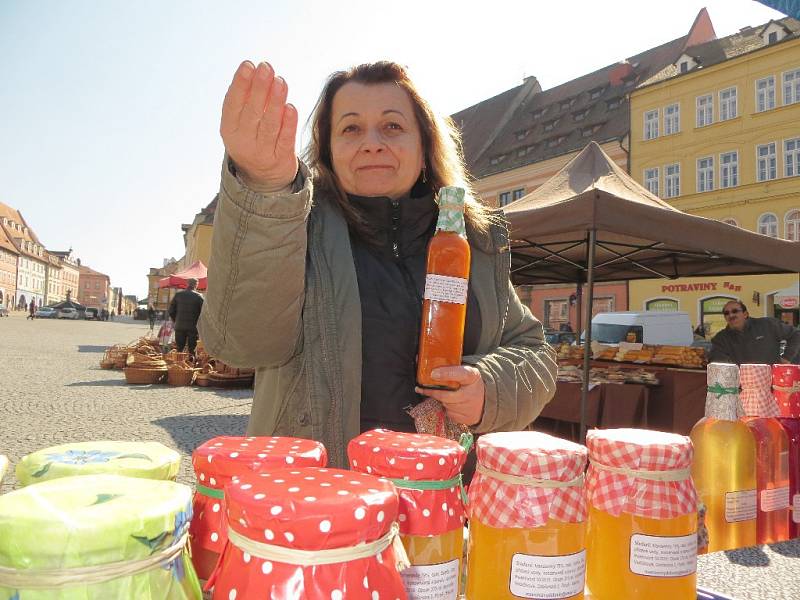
top-left (303, 61), bottom-right (492, 237)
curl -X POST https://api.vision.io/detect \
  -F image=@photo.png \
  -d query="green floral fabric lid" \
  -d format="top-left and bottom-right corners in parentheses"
top-left (15, 441), bottom-right (181, 486)
top-left (0, 474), bottom-right (200, 599)
top-left (435, 186), bottom-right (466, 237)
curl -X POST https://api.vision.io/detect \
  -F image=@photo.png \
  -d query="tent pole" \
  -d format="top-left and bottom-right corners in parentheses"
top-left (580, 229), bottom-right (597, 442)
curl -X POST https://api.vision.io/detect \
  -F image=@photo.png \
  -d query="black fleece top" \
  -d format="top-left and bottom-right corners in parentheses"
top-left (348, 192), bottom-right (482, 432)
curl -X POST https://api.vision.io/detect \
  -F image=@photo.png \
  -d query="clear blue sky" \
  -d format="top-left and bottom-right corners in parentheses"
top-left (0, 0), bottom-right (783, 298)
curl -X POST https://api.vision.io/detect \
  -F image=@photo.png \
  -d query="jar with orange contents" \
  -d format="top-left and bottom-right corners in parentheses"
top-left (348, 429), bottom-right (468, 599)
top-left (189, 436), bottom-right (327, 580)
top-left (466, 431), bottom-right (588, 600)
top-left (584, 428), bottom-right (698, 600)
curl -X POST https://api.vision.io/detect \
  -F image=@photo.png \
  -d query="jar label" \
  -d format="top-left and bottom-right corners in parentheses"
top-left (794, 494), bottom-right (800, 524)
top-left (725, 489), bottom-right (757, 523)
top-left (760, 486), bottom-right (790, 512)
top-left (424, 274), bottom-right (468, 305)
top-left (629, 533), bottom-right (697, 578)
top-left (509, 550), bottom-right (586, 599)
top-left (400, 558), bottom-right (459, 600)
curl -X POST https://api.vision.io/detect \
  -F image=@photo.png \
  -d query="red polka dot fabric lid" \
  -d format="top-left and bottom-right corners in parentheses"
top-left (773, 364), bottom-right (800, 418)
top-left (190, 436), bottom-right (326, 557)
top-left (348, 429), bottom-right (467, 537)
top-left (208, 468), bottom-right (407, 599)
top-left (468, 431), bottom-right (587, 528)
top-left (585, 428), bottom-right (697, 520)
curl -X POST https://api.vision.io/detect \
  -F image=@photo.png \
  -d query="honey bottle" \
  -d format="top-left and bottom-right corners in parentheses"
top-left (690, 363), bottom-right (757, 552)
top-left (417, 186), bottom-right (470, 391)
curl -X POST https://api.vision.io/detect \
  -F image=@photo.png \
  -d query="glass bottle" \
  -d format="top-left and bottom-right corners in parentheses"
top-left (585, 428), bottom-right (697, 600)
top-left (777, 418), bottom-right (800, 538)
top-left (467, 431), bottom-right (588, 600)
top-left (690, 362), bottom-right (757, 552)
top-left (417, 186), bottom-right (470, 391)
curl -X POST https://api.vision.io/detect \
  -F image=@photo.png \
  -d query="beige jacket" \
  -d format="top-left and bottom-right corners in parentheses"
top-left (199, 159), bottom-right (558, 467)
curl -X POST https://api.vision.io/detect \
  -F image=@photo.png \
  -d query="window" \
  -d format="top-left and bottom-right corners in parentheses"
top-left (758, 213), bottom-right (779, 237)
top-left (757, 142), bottom-right (777, 181)
top-left (784, 69), bottom-right (800, 105)
top-left (606, 97), bottom-right (621, 110)
top-left (490, 154), bottom-right (506, 165)
top-left (589, 86), bottom-right (605, 99)
top-left (786, 209), bottom-right (800, 241)
top-left (498, 192), bottom-right (511, 207)
top-left (543, 118), bottom-right (559, 132)
top-left (664, 163), bottom-right (680, 198)
top-left (720, 151), bottom-right (738, 188)
top-left (531, 108), bottom-right (546, 120)
top-left (697, 157), bottom-right (714, 192)
top-left (757, 76), bottom-right (776, 112)
top-left (644, 110), bottom-right (659, 140)
top-left (719, 87), bottom-right (737, 121)
top-left (664, 104), bottom-right (680, 135)
top-left (785, 138), bottom-right (800, 177)
top-left (515, 129), bottom-right (530, 141)
top-left (680, 61), bottom-right (689, 73)
top-left (517, 147), bottom-right (527, 157)
top-left (769, 31), bottom-right (778, 44)
top-left (696, 95), bottom-right (713, 127)
top-left (644, 167), bottom-right (659, 196)
top-left (512, 188), bottom-right (525, 201)
top-left (573, 109), bottom-right (590, 122)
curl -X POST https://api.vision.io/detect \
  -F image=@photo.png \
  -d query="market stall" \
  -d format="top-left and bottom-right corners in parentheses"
top-left (158, 260), bottom-right (208, 291)
top-left (504, 141), bottom-right (800, 438)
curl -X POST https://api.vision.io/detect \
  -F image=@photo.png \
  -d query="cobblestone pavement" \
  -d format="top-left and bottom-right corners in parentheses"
top-left (0, 312), bottom-right (251, 493)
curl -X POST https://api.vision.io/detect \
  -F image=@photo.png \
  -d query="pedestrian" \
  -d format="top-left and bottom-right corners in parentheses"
top-left (27, 300), bottom-right (35, 320)
top-left (168, 278), bottom-right (204, 356)
top-left (709, 300), bottom-right (800, 364)
top-left (199, 60), bottom-right (557, 467)
top-left (147, 305), bottom-right (156, 330)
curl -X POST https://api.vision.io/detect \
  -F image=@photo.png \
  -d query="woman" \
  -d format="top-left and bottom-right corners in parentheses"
top-left (200, 60), bottom-right (557, 467)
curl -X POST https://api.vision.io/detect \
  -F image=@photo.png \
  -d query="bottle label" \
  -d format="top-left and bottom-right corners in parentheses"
top-left (725, 489), bottom-right (757, 523)
top-left (400, 558), bottom-right (459, 600)
top-left (794, 494), bottom-right (800, 524)
top-left (629, 533), bottom-right (697, 578)
top-left (424, 274), bottom-right (468, 305)
top-left (760, 486), bottom-right (790, 512)
top-left (508, 550), bottom-right (586, 599)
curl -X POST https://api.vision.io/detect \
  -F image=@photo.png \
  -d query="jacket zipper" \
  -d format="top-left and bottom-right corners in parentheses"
top-left (390, 199), bottom-right (423, 304)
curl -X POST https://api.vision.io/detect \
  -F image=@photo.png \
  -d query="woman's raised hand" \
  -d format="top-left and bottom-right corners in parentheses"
top-left (220, 61), bottom-right (299, 192)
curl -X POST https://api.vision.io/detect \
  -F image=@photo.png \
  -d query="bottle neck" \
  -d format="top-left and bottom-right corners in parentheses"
top-left (705, 395), bottom-right (742, 421)
top-left (436, 207), bottom-right (466, 237)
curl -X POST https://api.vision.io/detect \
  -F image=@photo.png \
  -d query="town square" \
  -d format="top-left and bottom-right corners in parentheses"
top-left (2, 1), bottom-right (800, 598)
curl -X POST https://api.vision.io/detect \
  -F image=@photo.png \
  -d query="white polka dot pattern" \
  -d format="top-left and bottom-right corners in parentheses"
top-left (210, 466), bottom-right (408, 600)
top-left (348, 429), bottom-right (467, 537)
top-left (189, 436), bottom-right (327, 559)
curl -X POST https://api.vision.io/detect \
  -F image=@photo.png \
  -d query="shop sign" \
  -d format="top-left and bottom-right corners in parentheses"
top-left (646, 299), bottom-right (679, 312)
top-left (780, 297), bottom-right (799, 309)
top-left (661, 281), bottom-right (742, 293)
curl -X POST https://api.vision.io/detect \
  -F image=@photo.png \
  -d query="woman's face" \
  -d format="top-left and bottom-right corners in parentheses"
top-left (330, 82), bottom-right (424, 199)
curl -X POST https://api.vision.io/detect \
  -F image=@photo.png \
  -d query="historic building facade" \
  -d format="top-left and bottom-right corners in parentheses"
top-left (78, 264), bottom-right (111, 311)
top-left (629, 18), bottom-right (800, 335)
top-left (0, 202), bottom-right (48, 309)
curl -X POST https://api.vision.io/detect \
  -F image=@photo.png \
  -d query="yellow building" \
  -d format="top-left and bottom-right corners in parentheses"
top-left (630, 18), bottom-right (800, 336)
top-left (182, 194), bottom-right (216, 267)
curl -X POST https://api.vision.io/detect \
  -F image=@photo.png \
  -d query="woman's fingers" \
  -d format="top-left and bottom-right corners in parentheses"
top-left (258, 76), bottom-right (288, 146)
top-left (241, 62), bottom-right (274, 129)
top-left (220, 61), bottom-right (256, 136)
top-left (275, 103), bottom-right (299, 160)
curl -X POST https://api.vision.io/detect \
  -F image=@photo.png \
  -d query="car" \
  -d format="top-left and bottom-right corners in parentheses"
top-left (0, 303), bottom-right (8, 317)
top-left (35, 307), bottom-right (59, 319)
top-left (84, 308), bottom-right (98, 320)
top-left (545, 330), bottom-right (577, 346)
top-left (58, 307), bottom-right (80, 320)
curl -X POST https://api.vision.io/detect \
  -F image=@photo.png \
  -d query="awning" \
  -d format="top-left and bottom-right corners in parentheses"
top-left (158, 260), bottom-right (207, 291)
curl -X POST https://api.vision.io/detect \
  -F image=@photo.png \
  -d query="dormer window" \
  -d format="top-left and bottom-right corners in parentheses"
top-left (531, 107), bottom-right (546, 120)
top-left (515, 128), bottom-right (530, 141)
top-left (761, 22), bottom-right (787, 45)
top-left (606, 97), bottom-right (621, 110)
top-left (543, 118), bottom-right (560, 132)
top-left (674, 53), bottom-right (698, 74)
top-left (589, 86), bottom-right (605, 99)
top-left (517, 147), bottom-right (527, 157)
top-left (573, 108), bottom-right (590, 122)
top-left (559, 97), bottom-right (576, 111)
top-left (489, 154), bottom-right (507, 166)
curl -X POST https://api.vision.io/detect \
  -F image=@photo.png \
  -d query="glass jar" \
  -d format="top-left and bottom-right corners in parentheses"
top-left (466, 431), bottom-right (588, 600)
top-left (0, 474), bottom-right (201, 600)
top-left (773, 364), bottom-right (800, 418)
top-left (348, 429), bottom-right (467, 599)
top-left (209, 467), bottom-right (408, 600)
top-left (585, 428), bottom-right (698, 600)
top-left (189, 436), bottom-right (326, 580)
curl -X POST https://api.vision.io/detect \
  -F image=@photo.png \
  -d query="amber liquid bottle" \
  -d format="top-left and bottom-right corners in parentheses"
top-left (743, 416), bottom-right (791, 544)
top-left (417, 186), bottom-right (471, 391)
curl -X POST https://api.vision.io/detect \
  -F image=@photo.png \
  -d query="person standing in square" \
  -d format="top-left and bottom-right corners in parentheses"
top-left (168, 278), bottom-right (204, 356)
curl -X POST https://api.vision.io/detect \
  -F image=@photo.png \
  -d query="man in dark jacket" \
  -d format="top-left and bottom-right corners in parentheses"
top-left (168, 278), bottom-right (204, 356)
top-left (709, 300), bottom-right (800, 364)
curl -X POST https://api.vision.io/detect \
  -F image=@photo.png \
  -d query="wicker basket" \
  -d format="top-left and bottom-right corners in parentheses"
top-left (124, 367), bottom-right (167, 385)
top-left (167, 362), bottom-right (198, 386)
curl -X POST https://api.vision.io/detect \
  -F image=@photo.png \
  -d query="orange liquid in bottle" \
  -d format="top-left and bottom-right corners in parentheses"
top-left (467, 518), bottom-right (585, 599)
top-left (401, 529), bottom-right (464, 596)
top-left (417, 231), bottom-right (470, 391)
top-left (744, 416), bottom-right (791, 544)
top-left (690, 416), bottom-right (757, 552)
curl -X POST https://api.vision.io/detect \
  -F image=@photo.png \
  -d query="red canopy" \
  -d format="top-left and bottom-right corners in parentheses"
top-left (158, 260), bottom-right (207, 291)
